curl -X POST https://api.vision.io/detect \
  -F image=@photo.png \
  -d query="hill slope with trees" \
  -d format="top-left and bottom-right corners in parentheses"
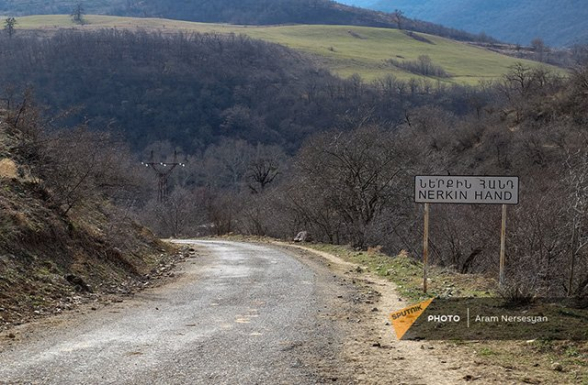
top-left (0, 30), bottom-right (496, 155)
top-left (1, 27), bottom-right (585, 301)
top-left (342, 0), bottom-right (588, 46)
top-left (12, 15), bottom-right (555, 84)
top-left (0, 98), bottom-right (178, 330)
top-left (0, 0), bottom-right (491, 43)
top-left (0, 0), bottom-right (125, 15)
top-left (0, 30), bottom-right (337, 153)
top-left (218, 63), bottom-right (588, 300)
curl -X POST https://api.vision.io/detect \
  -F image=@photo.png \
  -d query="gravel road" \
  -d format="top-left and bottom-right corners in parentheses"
top-left (0, 240), bottom-right (351, 384)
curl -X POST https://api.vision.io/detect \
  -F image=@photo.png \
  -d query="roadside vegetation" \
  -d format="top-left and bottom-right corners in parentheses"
top-left (188, 63), bottom-right (588, 301)
top-left (1, 25), bottom-right (586, 305)
top-left (1, 13), bottom-right (587, 380)
top-left (303, 243), bottom-right (588, 384)
top-left (214, 234), bottom-right (588, 383)
top-left (307, 244), bottom-right (494, 301)
top-left (0, 1), bottom-right (586, 381)
top-left (0, 95), bottom-right (177, 332)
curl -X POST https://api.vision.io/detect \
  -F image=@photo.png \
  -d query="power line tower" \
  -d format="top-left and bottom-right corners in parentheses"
top-left (141, 151), bottom-right (186, 202)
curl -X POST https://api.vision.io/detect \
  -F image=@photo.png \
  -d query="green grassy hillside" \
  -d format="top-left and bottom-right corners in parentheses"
top-left (14, 15), bottom-right (564, 84)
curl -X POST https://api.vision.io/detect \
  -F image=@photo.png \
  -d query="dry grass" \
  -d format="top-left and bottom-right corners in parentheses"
top-left (0, 108), bottom-right (178, 332)
top-left (0, 158), bottom-right (17, 179)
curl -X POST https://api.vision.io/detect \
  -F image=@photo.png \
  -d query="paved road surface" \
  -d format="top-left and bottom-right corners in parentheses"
top-left (0, 241), bottom-right (346, 384)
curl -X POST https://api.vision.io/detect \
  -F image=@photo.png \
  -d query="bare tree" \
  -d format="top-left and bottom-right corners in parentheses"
top-left (247, 157), bottom-right (280, 193)
top-left (38, 127), bottom-right (136, 215)
top-left (4, 17), bottom-right (16, 38)
top-left (71, 2), bottom-right (86, 25)
top-left (563, 146), bottom-right (588, 296)
top-left (246, 144), bottom-right (286, 194)
top-left (392, 9), bottom-right (404, 30)
top-left (498, 63), bottom-right (556, 124)
top-left (207, 191), bottom-right (241, 236)
top-left (143, 187), bottom-right (202, 238)
top-left (531, 37), bottom-right (546, 62)
top-left (202, 139), bottom-right (253, 191)
top-left (292, 125), bottom-right (406, 248)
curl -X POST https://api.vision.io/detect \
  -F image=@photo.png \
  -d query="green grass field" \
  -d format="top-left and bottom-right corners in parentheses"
top-left (14, 15), bottom-right (565, 84)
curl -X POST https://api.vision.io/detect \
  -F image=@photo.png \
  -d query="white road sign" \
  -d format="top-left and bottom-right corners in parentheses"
top-left (415, 176), bottom-right (519, 205)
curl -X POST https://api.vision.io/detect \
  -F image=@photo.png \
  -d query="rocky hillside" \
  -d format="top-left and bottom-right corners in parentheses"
top-left (0, 104), bottom-right (178, 331)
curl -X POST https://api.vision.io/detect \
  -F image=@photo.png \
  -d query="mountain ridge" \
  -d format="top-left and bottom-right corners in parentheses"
top-left (338, 0), bottom-right (588, 47)
top-left (0, 0), bottom-right (493, 43)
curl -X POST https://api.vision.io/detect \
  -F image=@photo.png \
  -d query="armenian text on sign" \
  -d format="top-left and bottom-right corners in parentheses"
top-left (415, 176), bottom-right (519, 205)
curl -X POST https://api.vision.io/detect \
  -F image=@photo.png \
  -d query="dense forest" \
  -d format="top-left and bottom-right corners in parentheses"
top-left (0, 30), bottom-right (489, 154)
top-left (1, 29), bottom-right (587, 298)
top-left (0, 31), bottom-right (329, 153)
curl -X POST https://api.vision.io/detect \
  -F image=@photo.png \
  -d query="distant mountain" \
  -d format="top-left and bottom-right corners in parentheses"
top-left (338, 0), bottom-right (588, 47)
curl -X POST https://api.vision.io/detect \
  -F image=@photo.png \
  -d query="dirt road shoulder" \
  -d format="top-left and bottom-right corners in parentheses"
top-left (275, 242), bottom-right (477, 385)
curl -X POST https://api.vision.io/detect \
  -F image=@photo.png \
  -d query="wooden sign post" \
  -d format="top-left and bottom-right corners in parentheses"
top-left (499, 204), bottom-right (507, 287)
top-left (423, 202), bottom-right (430, 293)
top-left (415, 176), bottom-right (519, 291)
